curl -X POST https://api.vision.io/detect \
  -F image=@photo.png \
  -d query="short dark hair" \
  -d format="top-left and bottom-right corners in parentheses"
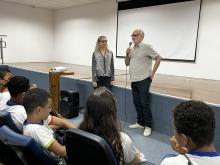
top-left (7, 76), bottom-right (30, 97)
top-left (23, 88), bottom-right (51, 114)
top-left (173, 100), bottom-right (215, 148)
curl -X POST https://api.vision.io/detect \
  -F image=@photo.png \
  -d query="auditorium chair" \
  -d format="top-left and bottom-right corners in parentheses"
top-left (0, 111), bottom-right (21, 133)
top-left (0, 125), bottom-right (58, 165)
top-left (0, 64), bottom-right (10, 72)
top-left (0, 133), bottom-right (25, 165)
top-left (65, 128), bottom-right (119, 165)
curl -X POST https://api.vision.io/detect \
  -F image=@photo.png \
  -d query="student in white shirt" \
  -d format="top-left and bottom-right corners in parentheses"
top-left (0, 76), bottom-right (30, 132)
top-left (23, 88), bottom-right (76, 160)
top-left (161, 100), bottom-right (220, 165)
top-left (0, 70), bottom-right (13, 108)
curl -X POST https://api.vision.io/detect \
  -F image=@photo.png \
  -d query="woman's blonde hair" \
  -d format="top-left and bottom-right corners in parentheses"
top-left (95, 36), bottom-right (109, 52)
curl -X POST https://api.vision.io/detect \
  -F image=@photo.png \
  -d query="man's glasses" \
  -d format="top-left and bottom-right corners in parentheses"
top-left (131, 34), bottom-right (140, 37)
top-left (99, 40), bottom-right (107, 43)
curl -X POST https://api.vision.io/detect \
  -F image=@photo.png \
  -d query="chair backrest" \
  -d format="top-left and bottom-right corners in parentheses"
top-left (0, 125), bottom-right (58, 165)
top-left (65, 128), bottom-right (119, 165)
top-left (0, 65), bottom-right (10, 72)
top-left (0, 132), bottom-right (26, 165)
top-left (0, 111), bottom-right (21, 133)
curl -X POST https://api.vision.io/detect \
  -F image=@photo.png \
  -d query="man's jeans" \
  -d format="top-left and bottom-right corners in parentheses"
top-left (131, 77), bottom-right (152, 128)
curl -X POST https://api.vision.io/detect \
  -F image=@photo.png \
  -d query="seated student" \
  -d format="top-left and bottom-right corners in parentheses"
top-left (23, 88), bottom-right (76, 161)
top-left (0, 76), bottom-right (30, 132)
top-left (1, 76), bottom-right (75, 134)
top-left (161, 100), bottom-right (220, 165)
top-left (0, 69), bottom-right (13, 108)
top-left (79, 87), bottom-right (141, 165)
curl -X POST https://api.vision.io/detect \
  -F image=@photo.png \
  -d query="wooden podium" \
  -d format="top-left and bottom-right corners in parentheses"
top-left (49, 70), bottom-right (74, 116)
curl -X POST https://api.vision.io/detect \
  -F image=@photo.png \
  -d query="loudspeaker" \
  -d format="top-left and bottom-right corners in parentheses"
top-left (60, 90), bottom-right (79, 119)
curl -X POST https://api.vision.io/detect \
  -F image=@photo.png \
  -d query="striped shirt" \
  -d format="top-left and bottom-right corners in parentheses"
top-left (129, 42), bottom-right (159, 82)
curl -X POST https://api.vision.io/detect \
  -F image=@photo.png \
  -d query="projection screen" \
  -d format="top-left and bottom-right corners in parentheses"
top-left (116, 0), bottom-right (201, 61)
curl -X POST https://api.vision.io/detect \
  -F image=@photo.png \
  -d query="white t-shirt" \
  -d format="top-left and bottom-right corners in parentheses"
top-left (161, 152), bottom-right (220, 165)
top-left (0, 92), bottom-right (10, 109)
top-left (0, 104), bottom-right (26, 132)
top-left (23, 117), bottom-right (66, 164)
top-left (23, 116), bottom-right (54, 149)
top-left (120, 132), bottom-right (137, 163)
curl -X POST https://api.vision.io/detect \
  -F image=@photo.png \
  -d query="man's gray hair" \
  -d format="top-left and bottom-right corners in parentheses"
top-left (137, 29), bottom-right (144, 38)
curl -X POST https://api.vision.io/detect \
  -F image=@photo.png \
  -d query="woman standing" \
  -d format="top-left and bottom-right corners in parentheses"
top-left (92, 36), bottom-right (114, 90)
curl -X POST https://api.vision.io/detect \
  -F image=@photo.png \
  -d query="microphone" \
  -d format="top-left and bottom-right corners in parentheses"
top-left (129, 42), bottom-right (132, 48)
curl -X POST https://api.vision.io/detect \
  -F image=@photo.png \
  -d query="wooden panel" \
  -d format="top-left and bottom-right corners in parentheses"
top-left (49, 70), bottom-right (74, 115)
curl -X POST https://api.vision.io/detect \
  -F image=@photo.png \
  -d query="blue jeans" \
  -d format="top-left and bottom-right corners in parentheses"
top-left (131, 77), bottom-right (152, 128)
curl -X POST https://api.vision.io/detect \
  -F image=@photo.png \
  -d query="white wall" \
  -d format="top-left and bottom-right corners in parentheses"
top-left (0, 1), bottom-right (54, 62)
top-left (54, 1), bottom-right (118, 66)
top-left (54, 0), bottom-right (220, 80)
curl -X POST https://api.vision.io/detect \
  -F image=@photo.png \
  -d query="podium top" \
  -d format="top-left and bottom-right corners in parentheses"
top-left (49, 70), bottom-right (74, 75)
top-left (63, 71), bottom-right (74, 75)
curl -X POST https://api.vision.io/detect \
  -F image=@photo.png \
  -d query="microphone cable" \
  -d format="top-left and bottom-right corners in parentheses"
top-left (122, 42), bottom-right (132, 130)
top-left (183, 154), bottom-right (194, 165)
top-left (122, 65), bottom-right (128, 130)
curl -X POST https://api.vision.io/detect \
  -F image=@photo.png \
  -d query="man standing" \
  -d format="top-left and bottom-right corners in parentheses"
top-left (125, 29), bottom-right (161, 136)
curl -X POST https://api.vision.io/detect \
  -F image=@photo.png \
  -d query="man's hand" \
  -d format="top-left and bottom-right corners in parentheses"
top-left (126, 48), bottom-right (131, 56)
top-left (170, 136), bottom-right (188, 154)
top-left (125, 48), bottom-right (131, 66)
top-left (150, 70), bottom-right (154, 79)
